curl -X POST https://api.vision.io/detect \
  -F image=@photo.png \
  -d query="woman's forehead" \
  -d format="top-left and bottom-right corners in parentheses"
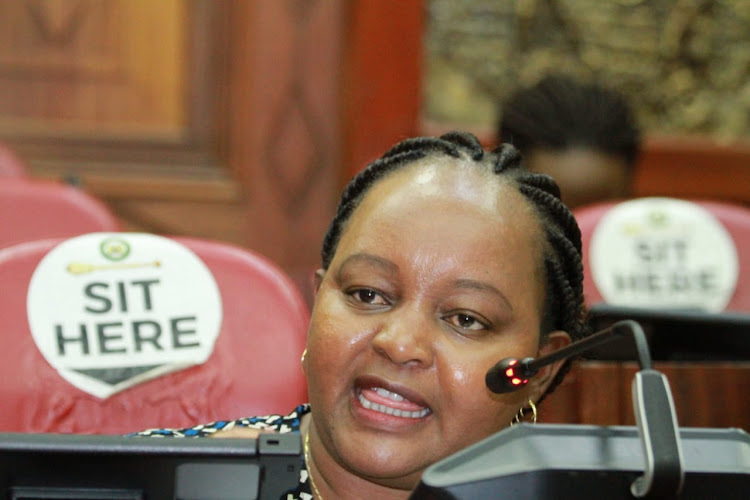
top-left (362, 158), bottom-right (531, 217)
top-left (339, 159), bottom-right (544, 260)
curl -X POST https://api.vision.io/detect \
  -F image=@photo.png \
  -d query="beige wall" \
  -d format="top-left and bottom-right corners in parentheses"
top-left (424, 0), bottom-right (750, 142)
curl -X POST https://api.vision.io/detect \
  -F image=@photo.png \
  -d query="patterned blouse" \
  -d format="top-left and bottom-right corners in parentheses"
top-left (133, 404), bottom-right (312, 499)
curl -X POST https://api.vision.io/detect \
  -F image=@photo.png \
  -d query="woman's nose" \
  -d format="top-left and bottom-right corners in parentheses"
top-left (370, 308), bottom-right (435, 367)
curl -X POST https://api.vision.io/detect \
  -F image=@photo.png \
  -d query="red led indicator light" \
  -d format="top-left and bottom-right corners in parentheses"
top-left (505, 368), bottom-right (514, 377)
top-left (511, 378), bottom-right (522, 385)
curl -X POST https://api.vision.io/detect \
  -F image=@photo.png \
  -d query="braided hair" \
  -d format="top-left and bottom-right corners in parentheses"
top-left (499, 74), bottom-right (641, 168)
top-left (320, 131), bottom-right (588, 398)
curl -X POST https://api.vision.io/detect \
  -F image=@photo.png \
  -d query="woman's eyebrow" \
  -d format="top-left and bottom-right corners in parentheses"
top-left (336, 253), bottom-right (398, 277)
top-left (453, 279), bottom-right (513, 311)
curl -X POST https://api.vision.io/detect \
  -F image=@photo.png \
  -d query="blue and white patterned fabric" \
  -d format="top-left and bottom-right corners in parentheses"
top-left (133, 404), bottom-right (313, 499)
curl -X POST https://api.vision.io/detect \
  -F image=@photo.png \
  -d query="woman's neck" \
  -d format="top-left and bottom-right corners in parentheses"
top-left (302, 414), bottom-right (415, 500)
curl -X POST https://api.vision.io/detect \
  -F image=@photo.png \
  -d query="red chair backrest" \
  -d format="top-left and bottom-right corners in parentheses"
top-left (0, 178), bottom-right (121, 249)
top-left (575, 198), bottom-right (750, 313)
top-left (0, 235), bottom-right (309, 434)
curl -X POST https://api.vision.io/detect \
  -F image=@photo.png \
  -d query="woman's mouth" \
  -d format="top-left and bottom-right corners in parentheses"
top-left (357, 386), bottom-right (431, 419)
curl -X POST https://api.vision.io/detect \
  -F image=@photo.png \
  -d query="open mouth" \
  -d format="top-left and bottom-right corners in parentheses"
top-left (357, 386), bottom-right (431, 419)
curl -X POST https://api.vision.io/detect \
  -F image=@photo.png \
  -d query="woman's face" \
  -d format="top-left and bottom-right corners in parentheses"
top-left (304, 158), bottom-right (570, 489)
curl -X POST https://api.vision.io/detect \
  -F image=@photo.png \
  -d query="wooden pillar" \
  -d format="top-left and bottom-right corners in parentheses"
top-left (341, 0), bottom-right (425, 182)
top-left (225, 0), bottom-right (345, 302)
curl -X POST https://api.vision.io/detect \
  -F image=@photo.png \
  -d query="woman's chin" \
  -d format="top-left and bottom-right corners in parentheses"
top-left (343, 452), bottom-right (429, 492)
top-left (322, 393), bottom-right (441, 488)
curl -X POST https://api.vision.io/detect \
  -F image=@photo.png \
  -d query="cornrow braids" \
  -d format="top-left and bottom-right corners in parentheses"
top-left (321, 131), bottom-right (589, 398)
top-left (321, 136), bottom-right (462, 269)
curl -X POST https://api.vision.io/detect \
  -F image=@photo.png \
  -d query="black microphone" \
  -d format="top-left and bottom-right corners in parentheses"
top-left (485, 319), bottom-right (652, 394)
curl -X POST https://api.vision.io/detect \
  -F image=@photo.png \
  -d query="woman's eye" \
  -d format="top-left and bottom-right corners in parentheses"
top-left (446, 313), bottom-right (486, 331)
top-left (349, 288), bottom-right (388, 305)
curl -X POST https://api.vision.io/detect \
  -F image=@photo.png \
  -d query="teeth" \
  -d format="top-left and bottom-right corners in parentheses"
top-left (375, 387), bottom-right (404, 401)
top-left (359, 391), bottom-right (430, 419)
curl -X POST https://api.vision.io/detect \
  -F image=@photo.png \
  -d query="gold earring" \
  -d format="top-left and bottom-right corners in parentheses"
top-left (511, 408), bottom-right (521, 426)
top-left (510, 399), bottom-right (537, 426)
top-left (528, 399), bottom-right (537, 423)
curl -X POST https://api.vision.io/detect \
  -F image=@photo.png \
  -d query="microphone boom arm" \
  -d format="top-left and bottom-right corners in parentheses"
top-left (533, 319), bottom-right (651, 377)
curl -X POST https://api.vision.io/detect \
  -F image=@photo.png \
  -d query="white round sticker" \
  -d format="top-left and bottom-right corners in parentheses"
top-left (589, 198), bottom-right (739, 312)
top-left (27, 233), bottom-right (222, 398)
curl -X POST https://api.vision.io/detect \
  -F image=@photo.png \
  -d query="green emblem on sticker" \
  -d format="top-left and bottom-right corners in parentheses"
top-left (647, 210), bottom-right (669, 227)
top-left (100, 237), bottom-right (131, 261)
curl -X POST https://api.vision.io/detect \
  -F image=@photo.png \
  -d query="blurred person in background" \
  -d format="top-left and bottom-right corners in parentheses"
top-left (498, 74), bottom-right (642, 208)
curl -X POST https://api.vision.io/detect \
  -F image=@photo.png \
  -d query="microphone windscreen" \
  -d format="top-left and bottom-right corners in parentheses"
top-left (485, 358), bottom-right (531, 394)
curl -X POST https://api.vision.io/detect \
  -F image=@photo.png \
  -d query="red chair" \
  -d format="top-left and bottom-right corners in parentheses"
top-left (0, 235), bottom-right (309, 434)
top-left (575, 198), bottom-right (750, 312)
top-left (0, 142), bottom-right (28, 177)
top-left (0, 178), bottom-right (121, 249)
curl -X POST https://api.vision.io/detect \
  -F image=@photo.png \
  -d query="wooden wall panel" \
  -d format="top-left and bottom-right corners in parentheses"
top-left (0, 1), bottom-right (250, 273)
top-left (633, 135), bottom-right (750, 205)
top-left (0, 0), bottom-right (186, 138)
top-left (0, 0), bottom-right (235, 202)
top-left (540, 361), bottom-right (750, 431)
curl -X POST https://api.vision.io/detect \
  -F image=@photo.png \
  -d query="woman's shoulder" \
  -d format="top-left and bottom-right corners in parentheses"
top-left (130, 403), bottom-right (311, 438)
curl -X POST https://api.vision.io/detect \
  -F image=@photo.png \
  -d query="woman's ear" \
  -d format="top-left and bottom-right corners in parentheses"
top-left (529, 330), bottom-right (572, 400)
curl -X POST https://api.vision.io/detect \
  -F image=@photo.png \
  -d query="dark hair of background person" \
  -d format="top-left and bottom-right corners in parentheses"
top-left (498, 74), bottom-right (642, 208)
top-left (320, 131), bottom-right (589, 399)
